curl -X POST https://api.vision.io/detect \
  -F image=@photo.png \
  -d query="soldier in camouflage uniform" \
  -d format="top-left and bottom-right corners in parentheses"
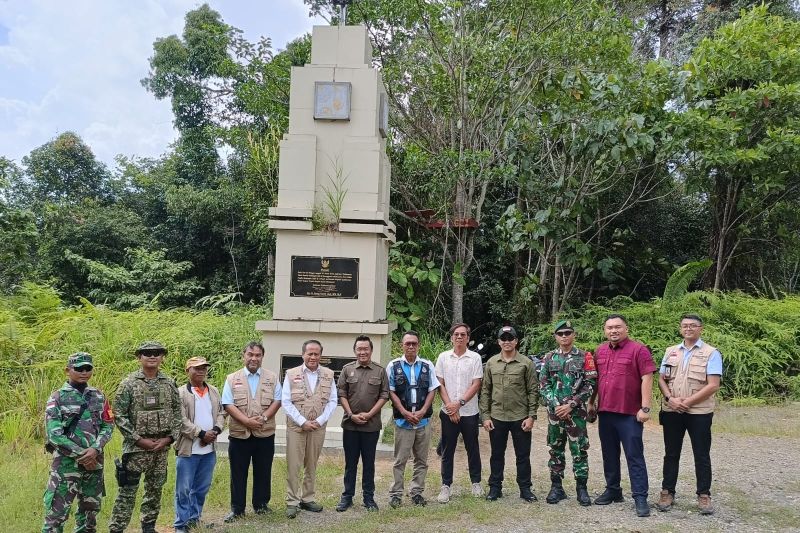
top-left (539, 320), bottom-right (597, 506)
top-left (43, 352), bottom-right (114, 533)
top-left (109, 341), bottom-right (181, 533)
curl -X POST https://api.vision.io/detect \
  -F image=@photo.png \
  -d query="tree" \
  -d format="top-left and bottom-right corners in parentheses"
top-left (0, 159), bottom-right (38, 290)
top-left (673, 6), bottom-right (800, 290)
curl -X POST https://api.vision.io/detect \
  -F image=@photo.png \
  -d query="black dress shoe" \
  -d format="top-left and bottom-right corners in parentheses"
top-left (634, 497), bottom-right (651, 517)
top-left (486, 487), bottom-right (502, 501)
top-left (223, 512), bottom-right (244, 523)
top-left (594, 489), bottom-right (624, 505)
top-left (336, 496), bottom-right (353, 512)
top-left (520, 487), bottom-right (538, 503)
top-left (363, 498), bottom-right (379, 512)
top-left (254, 506), bottom-right (273, 515)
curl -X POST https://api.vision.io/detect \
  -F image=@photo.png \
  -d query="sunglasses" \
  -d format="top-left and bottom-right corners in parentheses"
top-left (139, 352), bottom-right (164, 358)
top-left (499, 335), bottom-right (516, 341)
top-left (555, 331), bottom-right (574, 337)
top-left (72, 366), bottom-right (93, 372)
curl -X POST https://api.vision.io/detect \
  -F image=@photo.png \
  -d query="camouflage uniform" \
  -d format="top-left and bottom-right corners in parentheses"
top-left (539, 346), bottom-right (597, 481)
top-left (108, 368), bottom-right (181, 532)
top-left (42, 365), bottom-right (114, 532)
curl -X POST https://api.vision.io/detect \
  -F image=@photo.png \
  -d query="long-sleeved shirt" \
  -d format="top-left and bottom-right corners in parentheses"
top-left (281, 364), bottom-right (338, 426)
top-left (480, 352), bottom-right (539, 422)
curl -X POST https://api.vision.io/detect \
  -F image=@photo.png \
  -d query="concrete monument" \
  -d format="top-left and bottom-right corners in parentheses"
top-left (256, 23), bottom-right (396, 448)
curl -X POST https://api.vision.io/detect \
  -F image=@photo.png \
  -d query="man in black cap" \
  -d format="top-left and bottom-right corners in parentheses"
top-left (480, 326), bottom-right (540, 502)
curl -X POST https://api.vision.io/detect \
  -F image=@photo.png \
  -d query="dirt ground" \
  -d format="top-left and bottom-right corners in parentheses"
top-left (201, 403), bottom-right (800, 533)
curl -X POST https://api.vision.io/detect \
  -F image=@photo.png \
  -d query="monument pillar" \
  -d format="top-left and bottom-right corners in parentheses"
top-left (256, 24), bottom-right (396, 448)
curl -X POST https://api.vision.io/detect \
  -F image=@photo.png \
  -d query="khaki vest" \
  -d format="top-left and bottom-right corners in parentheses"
top-left (226, 368), bottom-right (277, 438)
top-left (285, 365), bottom-right (334, 432)
top-left (662, 342), bottom-right (718, 414)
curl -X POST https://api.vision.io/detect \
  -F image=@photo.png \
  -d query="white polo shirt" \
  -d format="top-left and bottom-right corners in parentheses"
top-left (435, 349), bottom-right (483, 417)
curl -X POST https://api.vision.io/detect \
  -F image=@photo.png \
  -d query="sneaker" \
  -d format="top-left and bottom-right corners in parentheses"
top-left (222, 512), bottom-right (243, 523)
top-left (364, 498), bottom-right (379, 512)
top-left (656, 490), bottom-right (673, 512)
top-left (286, 505), bottom-right (299, 519)
top-left (698, 494), bottom-right (714, 515)
top-left (389, 496), bottom-right (402, 509)
top-left (411, 494), bottom-right (427, 506)
top-left (437, 485), bottom-right (451, 503)
top-left (335, 496), bottom-right (353, 512)
top-left (299, 501), bottom-right (323, 512)
top-left (471, 483), bottom-right (485, 497)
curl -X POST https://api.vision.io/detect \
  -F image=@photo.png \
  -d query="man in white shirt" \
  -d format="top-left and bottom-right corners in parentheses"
top-left (282, 340), bottom-right (338, 518)
top-left (435, 323), bottom-right (484, 503)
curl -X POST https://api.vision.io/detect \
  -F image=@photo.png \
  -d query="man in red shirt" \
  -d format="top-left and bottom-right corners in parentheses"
top-left (589, 314), bottom-right (656, 517)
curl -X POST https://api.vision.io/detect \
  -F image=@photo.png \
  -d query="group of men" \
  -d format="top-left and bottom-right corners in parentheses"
top-left (42, 313), bottom-right (721, 531)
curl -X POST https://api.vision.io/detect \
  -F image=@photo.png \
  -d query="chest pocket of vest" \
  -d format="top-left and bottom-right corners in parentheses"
top-left (687, 356), bottom-right (709, 385)
top-left (135, 410), bottom-right (163, 436)
top-left (290, 377), bottom-right (306, 402)
top-left (318, 376), bottom-right (332, 397)
top-left (663, 355), bottom-right (679, 381)
top-left (233, 384), bottom-right (249, 406)
top-left (260, 381), bottom-right (274, 407)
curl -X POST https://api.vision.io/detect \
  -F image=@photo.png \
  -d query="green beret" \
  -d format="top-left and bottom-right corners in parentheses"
top-left (554, 320), bottom-right (575, 333)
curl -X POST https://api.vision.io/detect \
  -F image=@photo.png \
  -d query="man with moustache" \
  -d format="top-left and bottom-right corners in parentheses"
top-left (480, 326), bottom-right (539, 503)
top-left (335, 335), bottom-right (389, 512)
top-left (435, 323), bottom-right (484, 503)
top-left (589, 315), bottom-right (656, 517)
top-left (221, 342), bottom-right (282, 522)
top-left (282, 339), bottom-right (338, 518)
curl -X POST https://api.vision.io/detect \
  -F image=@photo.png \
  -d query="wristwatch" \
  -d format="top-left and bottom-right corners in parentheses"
top-left (459, 399), bottom-right (466, 406)
top-left (640, 406), bottom-right (651, 413)
top-left (568, 400), bottom-right (578, 409)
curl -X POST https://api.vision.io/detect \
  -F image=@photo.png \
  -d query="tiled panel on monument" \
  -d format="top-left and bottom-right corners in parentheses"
top-left (276, 134), bottom-right (316, 210)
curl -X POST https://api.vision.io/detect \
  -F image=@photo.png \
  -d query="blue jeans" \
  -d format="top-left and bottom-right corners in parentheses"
top-left (598, 412), bottom-right (648, 498)
top-left (174, 452), bottom-right (216, 528)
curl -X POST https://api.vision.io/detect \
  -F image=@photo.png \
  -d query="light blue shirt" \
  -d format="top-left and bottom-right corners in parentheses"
top-left (221, 367), bottom-right (282, 405)
top-left (659, 339), bottom-right (723, 376)
top-left (387, 356), bottom-right (440, 429)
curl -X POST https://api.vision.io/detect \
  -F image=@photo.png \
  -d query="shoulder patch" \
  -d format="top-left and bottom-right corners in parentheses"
top-left (583, 352), bottom-right (596, 371)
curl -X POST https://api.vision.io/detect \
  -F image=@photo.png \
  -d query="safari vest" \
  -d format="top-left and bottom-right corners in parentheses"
top-left (285, 365), bottom-right (334, 432)
top-left (226, 368), bottom-right (278, 438)
top-left (662, 342), bottom-right (718, 414)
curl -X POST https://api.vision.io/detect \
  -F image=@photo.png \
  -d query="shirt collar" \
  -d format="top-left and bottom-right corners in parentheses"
top-left (356, 360), bottom-right (374, 369)
top-left (610, 338), bottom-right (630, 349)
top-left (244, 367), bottom-right (262, 378)
top-left (680, 338), bottom-right (704, 351)
top-left (401, 356), bottom-right (420, 366)
top-left (302, 364), bottom-right (319, 374)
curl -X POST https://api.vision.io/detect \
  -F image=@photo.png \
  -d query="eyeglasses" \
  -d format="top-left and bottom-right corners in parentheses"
top-left (452, 333), bottom-right (468, 338)
top-left (680, 324), bottom-right (702, 329)
top-left (403, 342), bottom-right (419, 347)
top-left (555, 331), bottom-right (574, 337)
top-left (499, 336), bottom-right (516, 342)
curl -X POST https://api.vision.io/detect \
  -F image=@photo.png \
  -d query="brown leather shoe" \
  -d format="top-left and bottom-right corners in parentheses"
top-left (698, 494), bottom-right (714, 515)
top-left (656, 489), bottom-right (673, 512)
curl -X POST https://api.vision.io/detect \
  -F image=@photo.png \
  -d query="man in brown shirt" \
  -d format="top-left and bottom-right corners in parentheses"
top-left (335, 335), bottom-right (389, 512)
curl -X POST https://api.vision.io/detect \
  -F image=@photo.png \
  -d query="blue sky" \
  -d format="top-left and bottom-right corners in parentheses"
top-left (0, 1), bottom-right (324, 166)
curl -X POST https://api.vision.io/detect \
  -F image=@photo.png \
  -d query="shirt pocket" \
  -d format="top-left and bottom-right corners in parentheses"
top-left (612, 355), bottom-right (634, 375)
top-left (367, 376), bottom-right (382, 393)
top-left (232, 386), bottom-right (249, 407)
top-left (505, 366), bottom-right (527, 386)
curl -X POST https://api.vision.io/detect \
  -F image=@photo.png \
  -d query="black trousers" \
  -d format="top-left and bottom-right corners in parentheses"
top-left (342, 429), bottom-right (380, 500)
top-left (487, 418), bottom-right (532, 490)
top-left (661, 411), bottom-right (714, 496)
top-left (440, 411), bottom-right (482, 485)
top-left (228, 434), bottom-right (275, 514)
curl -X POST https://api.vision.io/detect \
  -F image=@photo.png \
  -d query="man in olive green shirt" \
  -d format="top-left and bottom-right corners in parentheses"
top-left (480, 326), bottom-right (539, 503)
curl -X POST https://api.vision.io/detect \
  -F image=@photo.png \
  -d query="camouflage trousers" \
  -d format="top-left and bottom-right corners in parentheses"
top-left (109, 449), bottom-right (168, 531)
top-left (42, 456), bottom-right (105, 533)
top-left (546, 409), bottom-right (590, 480)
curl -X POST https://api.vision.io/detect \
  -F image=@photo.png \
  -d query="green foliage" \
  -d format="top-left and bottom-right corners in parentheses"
top-left (387, 242), bottom-right (443, 332)
top-left (0, 283), bottom-right (268, 444)
top-left (663, 259), bottom-right (713, 301)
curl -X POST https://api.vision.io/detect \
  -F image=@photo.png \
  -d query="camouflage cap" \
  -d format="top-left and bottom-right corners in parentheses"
top-left (135, 340), bottom-right (167, 355)
top-left (185, 356), bottom-right (210, 370)
top-left (67, 352), bottom-right (94, 369)
top-left (554, 320), bottom-right (575, 333)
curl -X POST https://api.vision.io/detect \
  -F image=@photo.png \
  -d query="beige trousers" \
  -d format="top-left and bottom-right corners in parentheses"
top-left (389, 423), bottom-right (432, 498)
top-left (285, 425), bottom-right (327, 506)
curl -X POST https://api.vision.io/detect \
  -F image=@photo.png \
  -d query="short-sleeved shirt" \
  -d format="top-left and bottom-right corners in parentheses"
top-left (479, 352), bottom-right (539, 422)
top-left (337, 360), bottom-right (389, 432)
top-left (659, 339), bottom-right (723, 376)
top-left (435, 349), bottom-right (483, 417)
top-left (387, 356), bottom-right (440, 429)
top-left (595, 338), bottom-right (657, 416)
top-left (221, 367), bottom-right (282, 405)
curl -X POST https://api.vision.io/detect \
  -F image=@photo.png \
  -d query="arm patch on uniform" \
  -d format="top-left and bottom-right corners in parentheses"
top-left (583, 352), bottom-right (596, 371)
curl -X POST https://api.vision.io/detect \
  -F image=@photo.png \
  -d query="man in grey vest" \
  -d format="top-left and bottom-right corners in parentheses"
top-left (221, 341), bottom-right (282, 522)
top-left (657, 314), bottom-right (722, 515)
top-left (282, 339), bottom-right (338, 518)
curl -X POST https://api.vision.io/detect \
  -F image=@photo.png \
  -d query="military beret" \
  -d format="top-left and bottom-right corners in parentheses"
top-left (554, 320), bottom-right (575, 333)
top-left (136, 340), bottom-right (167, 355)
top-left (68, 352), bottom-right (94, 369)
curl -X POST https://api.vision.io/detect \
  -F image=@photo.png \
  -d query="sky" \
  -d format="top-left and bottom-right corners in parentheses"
top-left (0, 0), bottom-right (325, 167)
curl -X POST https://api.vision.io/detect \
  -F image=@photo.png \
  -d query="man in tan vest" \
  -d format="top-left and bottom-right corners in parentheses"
top-left (657, 314), bottom-right (722, 515)
top-left (282, 339), bottom-right (338, 518)
top-left (221, 341), bottom-right (282, 522)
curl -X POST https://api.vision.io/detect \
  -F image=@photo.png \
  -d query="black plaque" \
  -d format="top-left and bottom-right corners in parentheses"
top-left (280, 354), bottom-right (356, 384)
top-left (290, 256), bottom-right (359, 299)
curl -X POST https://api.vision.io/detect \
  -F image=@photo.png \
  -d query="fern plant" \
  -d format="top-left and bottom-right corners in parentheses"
top-left (663, 259), bottom-right (713, 301)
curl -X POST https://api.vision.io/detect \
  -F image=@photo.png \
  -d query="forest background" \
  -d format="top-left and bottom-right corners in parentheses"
top-left (1, 0), bottom-right (800, 445)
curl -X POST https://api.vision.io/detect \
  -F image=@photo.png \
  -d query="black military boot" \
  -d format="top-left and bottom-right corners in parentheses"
top-left (141, 522), bottom-right (157, 533)
top-left (546, 476), bottom-right (567, 504)
top-left (576, 478), bottom-right (592, 506)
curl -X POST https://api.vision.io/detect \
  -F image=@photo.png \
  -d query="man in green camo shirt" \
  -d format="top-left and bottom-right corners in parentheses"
top-left (43, 352), bottom-right (114, 533)
top-left (109, 341), bottom-right (181, 533)
top-left (539, 320), bottom-right (598, 507)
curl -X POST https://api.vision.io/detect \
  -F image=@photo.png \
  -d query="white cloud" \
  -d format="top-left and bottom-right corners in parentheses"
top-left (0, 0), bottom-right (322, 167)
